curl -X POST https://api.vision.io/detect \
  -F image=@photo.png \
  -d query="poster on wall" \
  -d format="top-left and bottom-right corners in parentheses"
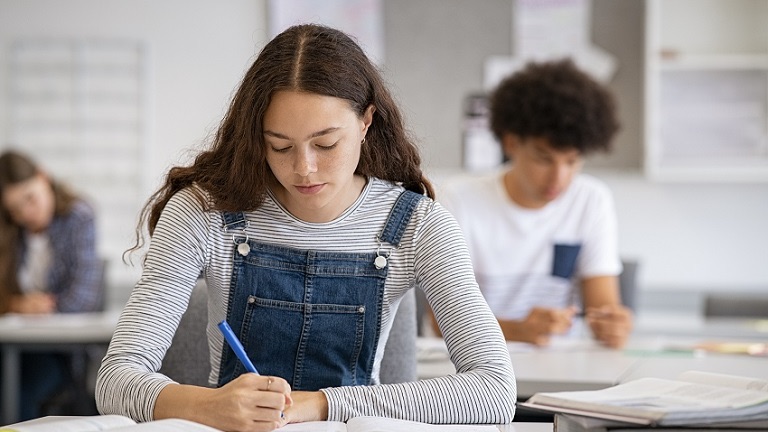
top-left (268, 0), bottom-right (384, 64)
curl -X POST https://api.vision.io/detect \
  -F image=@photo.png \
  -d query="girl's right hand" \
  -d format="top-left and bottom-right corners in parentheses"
top-left (156, 374), bottom-right (292, 432)
top-left (210, 374), bottom-right (292, 432)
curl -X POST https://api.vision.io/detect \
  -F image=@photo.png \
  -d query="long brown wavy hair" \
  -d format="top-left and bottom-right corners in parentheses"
top-left (129, 24), bottom-right (433, 257)
top-left (0, 150), bottom-right (78, 313)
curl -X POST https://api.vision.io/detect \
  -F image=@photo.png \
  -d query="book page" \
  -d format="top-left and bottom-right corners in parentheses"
top-left (678, 370), bottom-right (768, 392)
top-left (276, 421), bottom-right (347, 432)
top-left (347, 416), bottom-right (497, 432)
top-left (109, 419), bottom-right (221, 431)
top-left (1, 415), bottom-right (136, 432)
top-left (526, 377), bottom-right (768, 424)
top-left (277, 418), bottom-right (498, 432)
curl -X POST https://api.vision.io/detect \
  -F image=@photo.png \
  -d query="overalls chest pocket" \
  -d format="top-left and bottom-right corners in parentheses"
top-left (220, 241), bottom-right (387, 391)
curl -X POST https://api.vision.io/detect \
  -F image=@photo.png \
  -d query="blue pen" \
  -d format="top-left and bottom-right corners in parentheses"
top-left (218, 320), bottom-right (259, 374)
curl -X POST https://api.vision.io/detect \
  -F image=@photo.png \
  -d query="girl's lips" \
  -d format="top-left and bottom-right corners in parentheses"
top-left (295, 184), bottom-right (325, 195)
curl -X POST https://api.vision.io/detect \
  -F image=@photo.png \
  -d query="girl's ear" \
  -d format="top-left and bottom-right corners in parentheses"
top-left (361, 104), bottom-right (376, 135)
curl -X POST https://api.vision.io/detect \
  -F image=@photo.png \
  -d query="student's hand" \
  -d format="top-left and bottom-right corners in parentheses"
top-left (158, 374), bottom-right (292, 432)
top-left (586, 304), bottom-right (633, 349)
top-left (282, 391), bottom-right (328, 424)
top-left (506, 306), bottom-right (578, 346)
top-left (214, 374), bottom-right (291, 431)
top-left (9, 292), bottom-right (56, 314)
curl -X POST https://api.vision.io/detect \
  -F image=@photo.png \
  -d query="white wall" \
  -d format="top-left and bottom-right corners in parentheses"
top-left (0, 0), bottom-right (268, 299)
top-left (594, 169), bottom-right (768, 293)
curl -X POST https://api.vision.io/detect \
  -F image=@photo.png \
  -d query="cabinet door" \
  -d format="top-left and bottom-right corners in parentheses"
top-left (645, 0), bottom-right (768, 181)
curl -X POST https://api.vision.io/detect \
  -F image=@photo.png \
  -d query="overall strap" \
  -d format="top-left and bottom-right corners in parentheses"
top-left (378, 190), bottom-right (425, 247)
top-left (221, 211), bottom-right (247, 231)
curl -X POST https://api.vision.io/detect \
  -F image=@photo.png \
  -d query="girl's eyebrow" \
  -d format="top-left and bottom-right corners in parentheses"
top-left (263, 127), bottom-right (341, 141)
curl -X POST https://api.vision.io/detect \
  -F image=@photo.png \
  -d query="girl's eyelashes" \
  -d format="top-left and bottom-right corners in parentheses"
top-left (269, 141), bottom-right (340, 152)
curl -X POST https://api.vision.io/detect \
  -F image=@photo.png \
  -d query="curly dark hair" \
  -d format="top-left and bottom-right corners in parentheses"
top-left (130, 24), bottom-right (432, 255)
top-left (489, 58), bottom-right (619, 154)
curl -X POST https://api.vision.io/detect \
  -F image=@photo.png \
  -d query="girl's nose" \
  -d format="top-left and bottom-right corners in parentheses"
top-left (293, 148), bottom-right (317, 176)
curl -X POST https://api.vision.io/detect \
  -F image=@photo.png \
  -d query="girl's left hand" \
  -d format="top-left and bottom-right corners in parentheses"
top-left (282, 391), bottom-right (328, 424)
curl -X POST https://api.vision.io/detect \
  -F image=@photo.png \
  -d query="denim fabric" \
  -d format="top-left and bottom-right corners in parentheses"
top-left (218, 190), bottom-right (424, 390)
top-left (551, 243), bottom-right (582, 279)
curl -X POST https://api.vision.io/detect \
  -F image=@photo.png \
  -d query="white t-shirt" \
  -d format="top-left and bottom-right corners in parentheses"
top-left (18, 232), bottom-right (52, 294)
top-left (440, 169), bottom-right (621, 320)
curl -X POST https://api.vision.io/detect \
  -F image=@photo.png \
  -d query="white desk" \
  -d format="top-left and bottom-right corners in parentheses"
top-left (418, 315), bottom-right (768, 401)
top-left (0, 311), bottom-right (119, 425)
top-left (419, 337), bottom-right (637, 398)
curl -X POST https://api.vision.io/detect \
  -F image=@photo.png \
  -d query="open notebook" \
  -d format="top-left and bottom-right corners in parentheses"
top-left (0, 416), bottom-right (216, 432)
top-left (1, 415), bottom-right (498, 432)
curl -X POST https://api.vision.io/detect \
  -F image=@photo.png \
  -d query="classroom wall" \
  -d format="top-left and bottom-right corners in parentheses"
top-left (0, 0), bottom-right (765, 307)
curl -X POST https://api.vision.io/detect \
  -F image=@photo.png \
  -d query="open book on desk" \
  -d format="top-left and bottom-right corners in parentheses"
top-left (0, 415), bottom-right (218, 431)
top-left (2, 415), bottom-right (499, 432)
top-left (279, 417), bottom-right (498, 431)
top-left (553, 413), bottom-right (768, 432)
top-left (520, 371), bottom-right (768, 427)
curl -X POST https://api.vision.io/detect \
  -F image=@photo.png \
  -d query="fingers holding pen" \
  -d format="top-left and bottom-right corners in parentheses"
top-left (559, 305), bottom-right (580, 331)
top-left (529, 306), bottom-right (578, 334)
top-left (586, 304), bottom-right (633, 348)
top-left (255, 375), bottom-right (292, 431)
top-left (516, 306), bottom-right (579, 346)
top-left (261, 375), bottom-right (293, 409)
top-left (216, 374), bottom-right (292, 431)
top-left (248, 374), bottom-right (292, 412)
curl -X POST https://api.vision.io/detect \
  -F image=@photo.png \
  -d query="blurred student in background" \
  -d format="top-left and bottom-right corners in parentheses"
top-left (0, 149), bottom-right (103, 420)
top-left (440, 59), bottom-right (633, 348)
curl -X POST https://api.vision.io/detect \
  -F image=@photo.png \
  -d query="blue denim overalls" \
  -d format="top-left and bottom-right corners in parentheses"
top-left (217, 190), bottom-right (424, 391)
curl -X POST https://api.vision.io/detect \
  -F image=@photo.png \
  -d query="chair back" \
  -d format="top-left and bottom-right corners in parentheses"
top-left (619, 259), bottom-right (639, 312)
top-left (380, 289), bottom-right (418, 384)
top-left (159, 279), bottom-right (211, 386)
top-left (704, 294), bottom-right (768, 319)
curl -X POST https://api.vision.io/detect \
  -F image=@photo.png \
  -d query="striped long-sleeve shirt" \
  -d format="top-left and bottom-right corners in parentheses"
top-left (96, 177), bottom-right (516, 424)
